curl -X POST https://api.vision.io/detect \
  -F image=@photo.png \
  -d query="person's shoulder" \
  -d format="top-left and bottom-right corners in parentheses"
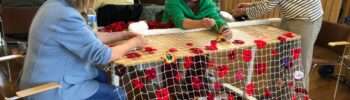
top-left (40, 0), bottom-right (81, 19)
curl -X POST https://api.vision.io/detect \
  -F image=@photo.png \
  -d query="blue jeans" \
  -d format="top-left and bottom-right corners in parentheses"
top-left (87, 69), bottom-right (127, 100)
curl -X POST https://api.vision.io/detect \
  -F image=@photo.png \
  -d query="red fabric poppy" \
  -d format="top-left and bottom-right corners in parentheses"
top-left (272, 49), bottom-right (279, 57)
top-left (207, 92), bottom-right (214, 100)
top-left (277, 36), bottom-right (287, 43)
top-left (245, 83), bottom-right (255, 96)
top-left (232, 40), bottom-right (245, 45)
top-left (207, 60), bottom-right (216, 68)
top-left (217, 65), bottom-right (229, 78)
top-left (183, 56), bottom-right (193, 69)
top-left (144, 46), bottom-right (157, 54)
top-left (283, 32), bottom-right (295, 38)
top-left (156, 88), bottom-right (170, 100)
top-left (132, 78), bottom-right (144, 90)
top-left (190, 48), bottom-right (204, 54)
top-left (264, 88), bottom-right (272, 97)
top-left (186, 43), bottom-right (193, 47)
top-left (126, 52), bottom-right (142, 59)
top-left (295, 87), bottom-right (308, 94)
top-left (168, 48), bottom-right (178, 53)
top-left (234, 70), bottom-right (245, 81)
top-left (213, 82), bottom-right (223, 90)
top-left (147, 20), bottom-right (174, 29)
top-left (206, 40), bottom-right (218, 51)
top-left (228, 50), bottom-right (236, 60)
top-left (254, 40), bottom-right (267, 49)
top-left (175, 72), bottom-right (183, 82)
top-left (242, 49), bottom-right (252, 62)
top-left (292, 48), bottom-right (302, 60)
top-left (292, 95), bottom-right (297, 100)
top-left (255, 63), bottom-right (267, 75)
top-left (145, 68), bottom-right (157, 80)
top-left (192, 76), bottom-right (202, 90)
top-left (288, 81), bottom-right (294, 88)
top-left (147, 20), bottom-right (158, 29)
top-left (228, 93), bottom-right (235, 100)
top-left (304, 95), bottom-right (309, 100)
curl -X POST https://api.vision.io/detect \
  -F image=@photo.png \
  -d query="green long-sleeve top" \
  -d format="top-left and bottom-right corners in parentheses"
top-left (162, 0), bottom-right (226, 32)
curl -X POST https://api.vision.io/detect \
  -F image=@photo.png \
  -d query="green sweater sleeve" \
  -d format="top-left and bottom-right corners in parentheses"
top-left (201, 0), bottom-right (227, 31)
top-left (163, 1), bottom-right (186, 28)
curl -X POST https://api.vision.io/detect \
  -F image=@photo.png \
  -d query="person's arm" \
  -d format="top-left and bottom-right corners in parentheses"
top-left (96, 31), bottom-right (136, 44)
top-left (109, 36), bottom-right (146, 62)
top-left (245, 0), bottom-right (283, 18)
top-left (182, 18), bottom-right (206, 29)
top-left (201, 0), bottom-right (227, 32)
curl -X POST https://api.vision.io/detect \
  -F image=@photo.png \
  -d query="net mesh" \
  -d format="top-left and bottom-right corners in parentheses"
top-left (110, 26), bottom-right (308, 100)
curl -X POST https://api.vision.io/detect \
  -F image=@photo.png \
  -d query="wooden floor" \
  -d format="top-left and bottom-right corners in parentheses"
top-left (309, 67), bottom-right (350, 100)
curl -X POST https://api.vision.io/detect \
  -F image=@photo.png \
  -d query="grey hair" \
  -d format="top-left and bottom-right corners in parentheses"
top-left (65, 0), bottom-right (95, 13)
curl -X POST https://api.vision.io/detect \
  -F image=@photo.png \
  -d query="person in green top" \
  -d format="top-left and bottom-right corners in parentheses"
top-left (163, 0), bottom-right (232, 39)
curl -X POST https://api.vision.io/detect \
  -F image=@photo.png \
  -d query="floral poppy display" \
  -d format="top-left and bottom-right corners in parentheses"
top-left (292, 48), bottom-right (302, 60)
top-left (190, 48), bottom-right (204, 54)
top-left (207, 92), bottom-right (214, 100)
top-left (283, 32), bottom-right (295, 38)
top-left (156, 88), bottom-right (170, 100)
top-left (175, 72), bottom-right (183, 82)
top-left (277, 36), bottom-right (287, 43)
top-left (192, 76), bottom-right (202, 90)
top-left (183, 56), bottom-right (193, 69)
top-left (144, 46), bottom-right (157, 54)
top-left (217, 65), bottom-right (229, 78)
top-left (245, 83), bottom-right (255, 96)
top-left (132, 78), bottom-right (144, 90)
top-left (205, 40), bottom-right (218, 51)
top-left (242, 49), bottom-right (252, 62)
top-left (271, 49), bottom-right (279, 57)
top-left (232, 40), bottom-right (245, 45)
top-left (213, 82), bottom-right (223, 90)
top-left (168, 48), bottom-right (178, 53)
top-left (228, 50), bottom-right (236, 61)
top-left (234, 69), bottom-right (245, 81)
top-left (145, 68), bottom-right (157, 80)
top-left (255, 63), bottom-right (267, 75)
top-left (126, 52), bottom-right (142, 59)
top-left (264, 88), bottom-right (272, 97)
top-left (228, 93), bottom-right (235, 100)
top-left (254, 40), bottom-right (267, 49)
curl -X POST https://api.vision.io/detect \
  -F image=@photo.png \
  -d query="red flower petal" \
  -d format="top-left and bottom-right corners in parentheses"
top-left (304, 95), bottom-right (309, 100)
top-left (264, 88), bottom-right (272, 97)
top-left (228, 50), bottom-right (236, 60)
top-left (205, 45), bottom-right (218, 51)
top-left (283, 32), bottom-right (295, 38)
top-left (192, 76), bottom-right (202, 90)
top-left (245, 83), bottom-right (255, 96)
top-left (254, 40), bottom-right (267, 49)
top-left (228, 93), bottom-right (235, 100)
top-left (213, 82), bottom-right (223, 90)
top-left (183, 56), bottom-right (193, 69)
top-left (232, 40), bottom-right (245, 45)
top-left (272, 49), bottom-right (279, 57)
top-left (242, 49), bottom-right (252, 62)
top-left (156, 88), bottom-right (170, 100)
top-left (175, 72), bottom-right (183, 82)
top-left (190, 48), bottom-right (204, 54)
top-left (144, 46), bottom-right (157, 54)
top-left (186, 43), bottom-right (193, 47)
top-left (126, 52), bottom-right (142, 59)
top-left (211, 40), bottom-right (218, 47)
top-left (292, 48), bottom-right (302, 60)
top-left (235, 70), bottom-right (245, 81)
top-left (217, 65), bottom-right (229, 78)
top-left (207, 92), bottom-right (214, 100)
top-left (295, 87), bottom-right (308, 94)
top-left (255, 63), bottom-right (267, 75)
top-left (292, 95), bottom-right (297, 100)
top-left (288, 81), bottom-right (294, 88)
top-left (168, 48), bottom-right (178, 53)
top-left (145, 68), bottom-right (157, 80)
top-left (132, 78), bottom-right (144, 90)
top-left (277, 36), bottom-right (287, 43)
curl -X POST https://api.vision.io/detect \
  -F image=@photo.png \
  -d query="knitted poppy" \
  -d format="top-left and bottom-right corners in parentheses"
top-left (168, 48), bottom-right (178, 53)
top-left (192, 76), bottom-right (202, 90)
top-left (145, 68), bottom-right (157, 80)
top-left (126, 52), bottom-right (141, 59)
top-left (190, 48), bottom-right (204, 54)
top-left (264, 88), bottom-right (272, 97)
top-left (228, 50), bottom-right (236, 60)
top-left (277, 36), bottom-right (287, 43)
top-left (242, 49), bottom-right (252, 62)
top-left (144, 46), bottom-right (157, 54)
top-left (254, 40), bottom-right (267, 49)
top-left (272, 49), bottom-right (279, 57)
top-left (207, 60), bottom-right (216, 68)
top-left (234, 70), bottom-right (245, 81)
top-left (228, 93), bottom-right (235, 100)
top-left (245, 83), bottom-right (255, 96)
top-left (283, 32), bottom-right (295, 38)
top-left (132, 78), bottom-right (144, 90)
top-left (156, 88), bottom-right (170, 100)
top-left (255, 63), bottom-right (267, 75)
top-left (217, 65), bottom-right (229, 78)
top-left (292, 48), bottom-right (302, 60)
top-left (232, 40), bottom-right (245, 45)
top-left (183, 56), bottom-right (193, 69)
top-left (207, 92), bottom-right (214, 100)
top-left (213, 82), bottom-right (223, 90)
top-left (175, 72), bottom-right (183, 82)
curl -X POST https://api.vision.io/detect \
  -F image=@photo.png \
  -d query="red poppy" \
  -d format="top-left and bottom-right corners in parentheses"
top-left (156, 88), bottom-right (170, 100)
top-left (132, 78), bottom-right (144, 90)
top-left (147, 20), bottom-right (174, 29)
top-left (272, 49), bottom-right (279, 57)
top-left (304, 95), bottom-right (309, 100)
top-left (144, 46), bottom-right (157, 54)
top-left (205, 40), bottom-right (218, 51)
top-left (213, 82), bottom-right (223, 90)
top-left (207, 92), bottom-right (214, 100)
top-left (234, 70), bottom-right (245, 81)
top-left (217, 65), bottom-right (229, 78)
top-left (228, 93), bottom-right (235, 100)
top-left (145, 68), bottom-right (157, 80)
top-left (295, 87), bottom-right (308, 94)
top-left (126, 52), bottom-right (142, 59)
top-left (255, 63), bottom-right (267, 75)
top-left (264, 88), bottom-right (272, 97)
top-left (108, 21), bottom-right (128, 32)
top-left (228, 50), bottom-right (236, 60)
top-left (283, 32), bottom-right (295, 38)
top-left (190, 48), bottom-right (204, 54)
top-left (207, 60), bottom-right (216, 68)
top-left (242, 49), bottom-right (252, 62)
top-left (245, 83), bottom-right (255, 96)
top-left (277, 36), bottom-right (287, 43)
top-left (292, 95), bottom-right (297, 100)
top-left (168, 48), bottom-right (178, 53)
top-left (183, 56), bottom-right (193, 69)
top-left (292, 48), bottom-right (302, 60)
top-left (254, 40), bottom-right (267, 49)
top-left (186, 43), bottom-right (193, 47)
top-left (192, 76), bottom-right (202, 90)
top-left (288, 81), bottom-right (294, 88)
top-left (232, 40), bottom-right (245, 45)
top-left (175, 72), bottom-right (183, 82)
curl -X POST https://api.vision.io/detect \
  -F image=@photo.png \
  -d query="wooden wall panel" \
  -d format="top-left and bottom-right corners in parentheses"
top-left (220, 0), bottom-right (342, 23)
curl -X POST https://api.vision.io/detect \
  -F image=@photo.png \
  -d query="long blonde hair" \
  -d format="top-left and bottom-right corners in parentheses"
top-left (66, 0), bottom-right (96, 13)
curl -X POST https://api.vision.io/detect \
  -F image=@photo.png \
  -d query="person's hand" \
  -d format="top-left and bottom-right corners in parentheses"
top-left (127, 35), bottom-right (147, 49)
top-left (232, 3), bottom-right (252, 17)
top-left (201, 18), bottom-right (216, 28)
top-left (220, 27), bottom-right (233, 41)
